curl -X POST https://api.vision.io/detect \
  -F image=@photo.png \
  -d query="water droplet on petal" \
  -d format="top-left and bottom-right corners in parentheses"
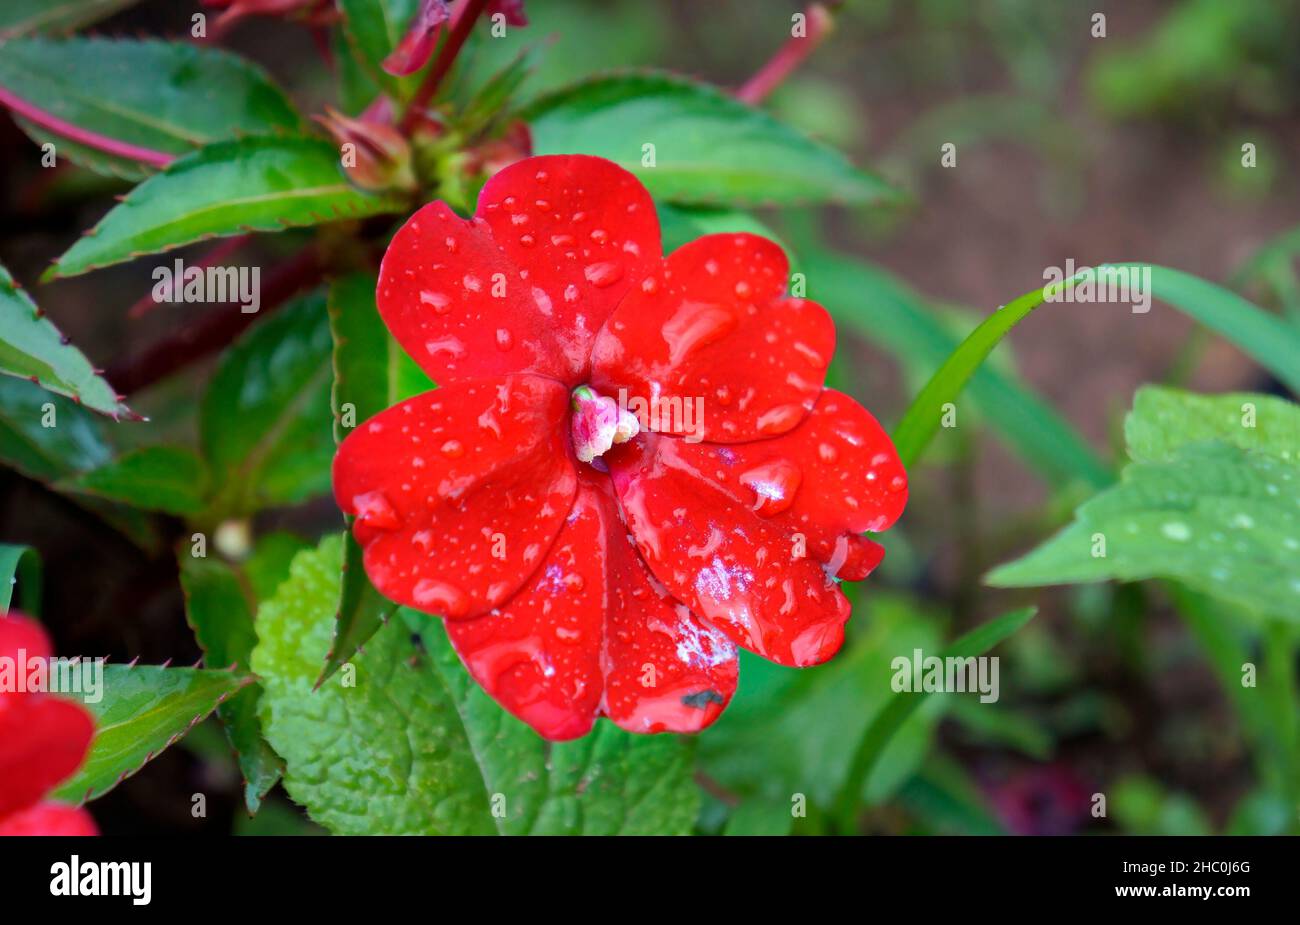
top-left (740, 460), bottom-right (801, 516)
top-left (551, 233), bottom-right (575, 247)
top-left (590, 228), bottom-right (609, 244)
top-left (444, 236), bottom-right (458, 253)
top-left (463, 274), bottom-right (482, 293)
top-left (818, 442), bottom-right (838, 463)
top-left (734, 280), bottom-right (752, 298)
top-left (756, 403), bottom-right (804, 435)
top-left (353, 490), bottom-right (400, 530)
top-left (584, 261), bottom-right (624, 288)
top-left (887, 474), bottom-right (907, 493)
top-left (420, 291), bottom-right (451, 314)
top-left (440, 439), bottom-right (464, 457)
top-left (495, 328), bottom-right (514, 350)
top-left (413, 578), bottom-right (469, 617)
top-left (519, 233), bottom-right (536, 247)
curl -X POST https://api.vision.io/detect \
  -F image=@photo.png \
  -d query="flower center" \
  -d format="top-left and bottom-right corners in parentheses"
top-left (570, 385), bottom-right (639, 465)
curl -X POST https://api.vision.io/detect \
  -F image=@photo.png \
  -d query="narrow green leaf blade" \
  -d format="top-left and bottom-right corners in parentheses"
top-left (179, 556), bottom-right (283, 813)
top-left (527, 71), bottom-right (898, 207)
top-left (0, 264), bottom-right (130, 418)
top-left (255, 536), bottom-right (701, 835)
top-left (48, 137), bottom-right (406, 278)
top-left (832, 607), bottom-right (1036, 820)
top-left (893, 264), bottom-right (1300, 472)
top-left (803, 253), bottom-right (1112, 488)
top-left (336, 0), bottom-right (420, 98)
top-left (58, 445), bottom-right (208, 515)
top-left (200, 293), bottom-right (335, 516)
top-left (0, 543), bottom-right (42, 614)
top-left (52, 665), bottom-right (252, 804)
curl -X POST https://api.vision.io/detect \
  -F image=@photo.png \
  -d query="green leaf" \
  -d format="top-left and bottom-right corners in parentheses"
top-left (699, 594), bottom-right (944, 812)
top-left (526, 71), bottom-right (898, 207)
top-left (0, 543), bottom-right (42, 615)
top-left (0, 0), bottom-right (140, 37)
top-left (0, 38), bottom-right (302, 178)
top-left (990, 387), bottom-right (1300, 622)
top-left (723, 799), bottom-right (794, 836)
top-left (58, 445), bottom-right (207, 515)
top-left (52, 665), bottom-right (251, 804)
top-left (319, 273), bottom-right (432, 683)
top-left (831, 607), bottom-right (1036, 820)
top-left (0, 264), bottom-right (131, 418)
top-left (48, 137), bottom-right (407, 278)
top-left (0, 376), bottom-right (112, 481)
top-left (336, 0), bottom-right (421, 98)
top-left (803, 253), bottom-right (1112, 489)
top-left (988, 443), bottom-right (1300, 621)
top-left (200, 293), bottom-right (335, 517)
top-left (254, 536), bottom-right (701, 835)
top-left (893, 264), bottom-right (1300, 471)
top-left (179, 556), bottom-right (283, 813)
top-left (1126, 386), bottom-right (1300, 463)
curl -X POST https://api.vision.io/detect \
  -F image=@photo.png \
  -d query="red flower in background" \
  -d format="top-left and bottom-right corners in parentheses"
top-left (0, 613), bottom-right (96, 836)
top-left (333, 155), bottom-right (907, 739)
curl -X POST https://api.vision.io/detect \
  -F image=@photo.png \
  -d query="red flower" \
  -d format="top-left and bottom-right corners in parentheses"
top-left (333, 155), bottom-right (907, 739)
top-left (0, 612), bottom-right (97, 836)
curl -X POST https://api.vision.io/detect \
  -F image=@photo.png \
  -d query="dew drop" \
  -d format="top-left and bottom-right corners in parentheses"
top-left (584, 261), bottom-right (624, 288)
top-left (740, 460), bottom-right (801, 516)
top-left (818, 442), bottom-right (838, 463)
top-left (444, 236), bottom-right (458, 253)
top-left (590, 228), bottom-right (609, 244)
top-left (551, 233), bottom-right (575, 247)
top-left (495, 328), bottom-right (514, 351)
top-left (463, 274), bottom-right (483, 293)
top-left (734, 280), bottom-right (752, 298)
top-left (352, 490), bottom-right (400, 530)
top-left (519, 233), bottom-right (536, 248)
top-left (755, 403), bottom-right (804, 435)
top-left (887, 474), bottom-right (907, 494)
top-left (440, 439), bottom-right (464, 457)
top-left (419, 290), bottom-right (452, 314)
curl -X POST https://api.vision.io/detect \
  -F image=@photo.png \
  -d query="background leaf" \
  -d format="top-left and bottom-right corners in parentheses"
top-left (0, 264), bottom-right (131, 417)
top-left (58, 445), bottom-right (207, 515)
top-left (990, 388), bottom-right (1300, 622)
top-left (335, 0), bottom-right (421, 99)
top-left (526, 71), bottom-right (898, 207)
top-left (0, 38), bottom-right (302, 177)
top-left (893, 264), bottom-right (1300, 472)
top-left (254, 536), bottom-right (702, 835)
top-left (48, 137), bottom-right (407, 278)
top-left (0, 543), bottom-right (42, 614)
top-left (319, 273), bottom-right (432, 683)
top-left (0, 0), bottom-right (140, 38)
top-left (200, 293), bottom-right (335, 517)
top-left (52, 665), bottom-right (251, 804)
top-left (179, 555), bottom-right (284, 813)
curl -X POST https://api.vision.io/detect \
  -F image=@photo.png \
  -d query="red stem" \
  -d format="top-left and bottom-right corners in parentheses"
top-left (398, 0), bottom-right (489, 134)
top-left (0, 85), bottom-right (174, 168)
top-left (736, 3), bottom-right (835, 106)
top-left (107, 247), bottom-right (323, 395)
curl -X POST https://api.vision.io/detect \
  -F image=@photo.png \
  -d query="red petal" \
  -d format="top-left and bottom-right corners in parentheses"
top-left (446, 473), bottom-right (738, 739)
top-left (591, 233), bottom-right (834, 442)
top-left (607, 435), bottom-right (850, 667)
top-left (0, 613), bottom-right (50, 718)
top-left (333, 376), bottom-right (577, 619)
top-left (661, 389), bottom-right (907, 575)
top-left (444, 478), bottom-right (608, 740)
top-left (378, 156), bottom-right (661, 386)
top-left (0, 801), bottom-right (97, 836)
top-left (602, 510), bottom-right (738, 734)
top-left (0, 696), bottom-right (94, 819)
top-left (476, 155), bottom-right (661, 383)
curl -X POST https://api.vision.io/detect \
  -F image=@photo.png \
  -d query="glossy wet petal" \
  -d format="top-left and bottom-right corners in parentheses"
top-left (446, 473), bottom-right (738, 738)
top-left (662, 389), bottom-right (906, 576)
top-left (591, 233), bottom-right (834, 442)
top-left (0, 696), bottom-right (94, 820)
top-left (379, 155), bottom-right (661, 386)
top-left (333, 376), bottom-right (577, 619)
top-left (0, 801), bottom-right (98, 836)
top-left (607, 435), bottom-right (850, 667)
